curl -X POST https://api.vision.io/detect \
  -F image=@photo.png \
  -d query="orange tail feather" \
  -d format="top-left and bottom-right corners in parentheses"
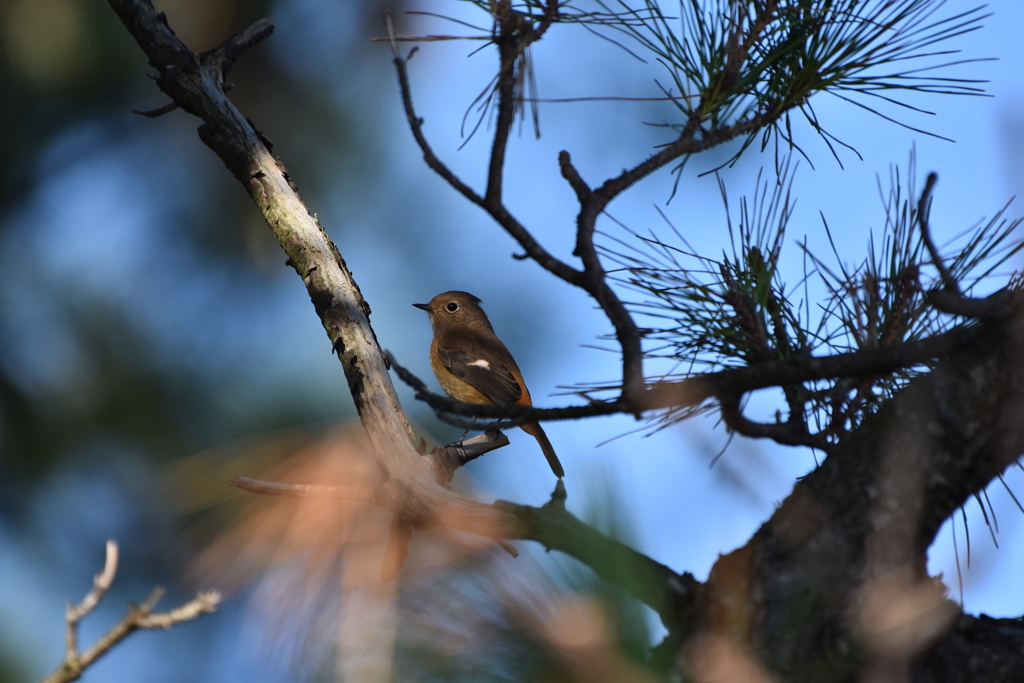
top-left (521, 420), bottom-right (564, 478)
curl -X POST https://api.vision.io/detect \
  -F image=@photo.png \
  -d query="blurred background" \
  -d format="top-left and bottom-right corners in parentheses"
top-left (2, 0), bottom-right (1024, 680)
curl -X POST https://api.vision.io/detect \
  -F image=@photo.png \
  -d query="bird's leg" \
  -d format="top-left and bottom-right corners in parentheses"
top-left (455, 419), bottom-right (478, 446)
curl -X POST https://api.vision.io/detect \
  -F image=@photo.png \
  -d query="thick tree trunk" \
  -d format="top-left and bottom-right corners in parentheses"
top-left (695, 302), bottom-right (1024, 682)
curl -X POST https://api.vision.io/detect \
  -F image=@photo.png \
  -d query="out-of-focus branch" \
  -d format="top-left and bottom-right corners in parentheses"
top-left (227, 430), bottom-right (510, 497)
top-left (229, 476), bottom-right (381, 501)
top-left (42, 540), bottom-right (220, 683)
top-left (222, 477), bottom-right (700, 632)
top-left (497, 481), bottom-right (700, 633)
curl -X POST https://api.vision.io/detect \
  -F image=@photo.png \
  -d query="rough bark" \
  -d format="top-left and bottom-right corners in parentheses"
top-left (106, 0), bottom-right (519, 541)
top-left (695, 304), bottom-right (1024, 682)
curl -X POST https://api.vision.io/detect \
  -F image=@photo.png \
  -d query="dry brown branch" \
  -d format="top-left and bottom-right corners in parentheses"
top-left (41, 541), bottom-right (220, 683)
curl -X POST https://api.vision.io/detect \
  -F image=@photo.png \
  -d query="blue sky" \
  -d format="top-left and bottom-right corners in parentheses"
top-left (365, 0), bottom-right (1024, 619)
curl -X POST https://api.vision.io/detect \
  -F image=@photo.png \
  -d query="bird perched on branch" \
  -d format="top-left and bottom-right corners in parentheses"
top-left (414, 291), bottom-right (564, 478)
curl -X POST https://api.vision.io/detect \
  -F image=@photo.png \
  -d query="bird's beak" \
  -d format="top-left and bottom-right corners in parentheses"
top-left (413, 303), bottom-right (430, 312)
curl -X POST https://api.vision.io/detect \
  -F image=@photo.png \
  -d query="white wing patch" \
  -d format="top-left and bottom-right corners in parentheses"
top-left (467, 359), bottom-right (491, 369)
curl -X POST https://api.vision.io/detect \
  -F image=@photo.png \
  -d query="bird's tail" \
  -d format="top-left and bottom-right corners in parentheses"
top-left (521, 420), bottom-right (564, 478)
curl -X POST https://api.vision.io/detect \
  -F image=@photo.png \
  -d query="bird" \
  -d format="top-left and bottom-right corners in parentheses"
top-left (414, 291), bottom-right (564, 478)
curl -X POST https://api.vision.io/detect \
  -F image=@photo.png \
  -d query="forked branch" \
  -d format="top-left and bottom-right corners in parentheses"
top-left (42, 541), bottom-right (219, 683)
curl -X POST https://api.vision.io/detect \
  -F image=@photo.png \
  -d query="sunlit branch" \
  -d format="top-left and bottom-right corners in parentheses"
top-left (42, 540), bottom-right (219, 683)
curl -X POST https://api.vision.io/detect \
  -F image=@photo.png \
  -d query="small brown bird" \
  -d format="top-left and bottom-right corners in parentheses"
top-left (414, 291), bottom-right (564, 478)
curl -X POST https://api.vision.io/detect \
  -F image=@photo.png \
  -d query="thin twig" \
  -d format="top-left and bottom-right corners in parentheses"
top-left (131, 101), bottom-right (179, 118)
top-left (228, 476), bottom-right (378, 500)
top-left (384, 11), bottom-right (581, 285)
top-left (917, 172), bottom-right (960, 295)
top-left (719, 393), bottom-right (832, 450)
top-left (918, 173), bottom-right (1017, 318)
top-left (43, 541), bottom-right (220, 683)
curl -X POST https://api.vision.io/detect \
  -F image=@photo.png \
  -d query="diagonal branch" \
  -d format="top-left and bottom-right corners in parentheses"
top-left (107, 0), bottom-right (532, 566)
top-left (385, 11), bottom-right (583, 287)
top-left (42, 540), bottom-right (219, 683)
top-left (497, 481), bottom-right (701, 633)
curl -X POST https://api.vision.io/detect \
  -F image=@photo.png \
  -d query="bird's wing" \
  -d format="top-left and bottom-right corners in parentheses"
top-left (436, 339), bottom-right (523, 404)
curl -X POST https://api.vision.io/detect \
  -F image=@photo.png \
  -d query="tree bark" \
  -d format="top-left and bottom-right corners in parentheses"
top-left (696, 304), bottom-right (1024, 682)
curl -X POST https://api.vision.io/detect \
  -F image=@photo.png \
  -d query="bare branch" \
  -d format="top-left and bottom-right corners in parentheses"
top-left (204, 17), bottom-right (274, 78)
top-left (917, 173), bottom-right (1018, 319)
top-left (497, 481), bottom-right (700, 633)
top-left (719, 393), bottom-right (831, 451)
top-left (484, 0), bottom-right (559, 203)
top-left (389, 321), bottom-right (989, 426)
top-left (918, 172), bottom-right (960, 295)
top-left (131, 101), bottom-right (178, 118)
top-left (558, 150), bottom-right (591, 202)
top-left (66, 540), bottom-right (118, 623)
top-left (42, 541), bottom-right (220, 683)
top-left (385, 11), bottom-right (583, 287)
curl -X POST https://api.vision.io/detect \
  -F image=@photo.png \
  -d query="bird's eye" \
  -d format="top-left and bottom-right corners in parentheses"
top-left (446, 302), bottom-right (459, 312)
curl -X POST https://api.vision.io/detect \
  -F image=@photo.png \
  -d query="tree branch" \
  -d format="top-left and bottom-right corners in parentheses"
top-left (389, 321), bottom-right (990, 428)
top-left (917, 173), bottom-right (1017, 319)
top-left (918, 172), bottom-right (960, 295)
top-left (108, 0), bottom-right (536, 571)
top-left (496, 481), bottom-right (701, 634)
top-left (42, 541), bottom-right (219, 683)
top-left (385, 11), bottom-right (583, 287)
top-left (719, 392), bottom-right (831, 450)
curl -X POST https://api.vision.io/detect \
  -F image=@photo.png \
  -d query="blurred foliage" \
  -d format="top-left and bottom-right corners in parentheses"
top-left (173, 424), bottom-right (657, 682)
top-left (0, 0), bottom-right (394, 495)
top-left (0, 0), bottom-right (405, 678)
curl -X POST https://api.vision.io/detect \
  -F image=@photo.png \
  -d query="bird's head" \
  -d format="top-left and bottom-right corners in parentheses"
top-left (413, 291), bottom-right (494, 335)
